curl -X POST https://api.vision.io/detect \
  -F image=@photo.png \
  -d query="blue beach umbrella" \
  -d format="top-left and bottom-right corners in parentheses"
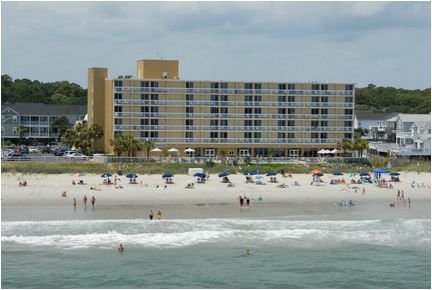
top-left (372, 168), bottom-right (390, 174)
top-left (218, 172), bottom-right (230, 178)
top-left (126, 173), bottom-right (138, 178)
top-left (359, 172), bottom-right (370, 177)
top-left (332, 172), bottom-right (343, 176)
top-left (101, 173), bottom-right (112, 178)
top-left (194, 173), bottom-right (206, 178)
top-left (162, 173), bottom-right (173, 178)
top-left (390, 172), bottom-right (400, 176)
top-left (266, 173), bottom-right (277, 176)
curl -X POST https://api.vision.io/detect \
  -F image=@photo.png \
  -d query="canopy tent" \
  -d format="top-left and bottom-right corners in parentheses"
top-left (126, 173), bottom-right (138, 178)
top-left (101, 173), bottom-right (112, 178)
top-left (390, 172), bottom-right (400, 176)
top-left (218, 172), bottom-right (230, 178)
top-left (162, 173), bottom-right (174, 178)
top-left (194, 173), bottom-right (206, 178)
top-left (266, 173), bottom-right (277, 176)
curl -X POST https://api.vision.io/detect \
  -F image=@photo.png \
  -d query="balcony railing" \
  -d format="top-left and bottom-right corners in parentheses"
top-left (135, 137), bottom-right (341, 144)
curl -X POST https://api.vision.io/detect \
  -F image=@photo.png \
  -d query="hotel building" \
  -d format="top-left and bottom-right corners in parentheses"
top-left (88, 59), bottom-right (355, 158)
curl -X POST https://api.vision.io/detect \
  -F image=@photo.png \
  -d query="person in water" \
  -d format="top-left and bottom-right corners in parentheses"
top-left (83, 195), bottom-right (88, 207)
top-left (157, 209), bottom-right (162, 220)
top-left (245, 249), bottom-right (252, 256)
top-left (149, 210), bottom-right (154, 220)
top-left (73, 197), bottom-right (77, 207)
top-left (91, 196), bottom-right (96, 207)
top-left (118, 244), bottom-right (124, 252)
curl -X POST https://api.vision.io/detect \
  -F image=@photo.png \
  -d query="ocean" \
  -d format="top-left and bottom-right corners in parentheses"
top-left (2, 216), bottom-right (430, 288)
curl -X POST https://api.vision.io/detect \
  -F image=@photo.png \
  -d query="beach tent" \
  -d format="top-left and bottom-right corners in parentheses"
top-left (372, 168), bottom-right (390, 174)
top-left (101, 173), bottom-right (112, 178)
top-left (218, 172), bottom-right (230, 178)
top-left (266, 173), bottom-right (277, 176)
top-left (390, 172), bottom-right (400, 176)
top-left (194, 173), bottom-right (206, 178)
top-left (162, 173), bottom-right (174, 178)
top-left (126, 173), bottom-right (138, 178)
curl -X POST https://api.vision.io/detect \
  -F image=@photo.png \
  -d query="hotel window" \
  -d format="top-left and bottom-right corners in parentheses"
top-left (244, 108), bottom-right (253, 114)
top-left (278, 120), bottom-right (285, 127)
top-left (244, 120), bottom-right (252, 126)
top-left (141, 81), bottom-right (149, 87)
top-left (278, 108), bottom-right (286, 115)
top-left (254, 83), bottom-right (262, 90)
top-left (344, 133), bottom-right (352, 139)
top-left (114, 106), bottom-right (122, 112)
top-left (220, 107), bottom-right (228, 114)
top-left (150, 119), bottom-right (158, 125)
top-left (311, 108), bottom-right (319, 115)
top-left (311, 84), bottom-right (320, 90)
top-left (186, 107), bottom-right (194, 114)
top-left (150, 132), bottom-right (158, 138)
top-left (254, 132), bottom-right (261, 139)
top-left (114, 93), bottom-right (123, 100)
top-left (344, 121), bottom-right (352, 127)
top-left (211, 95), bottom-right (219, 101)
top-left (114, 131), bottom-right (122, 137)
top-left (321, 121), bottom-right (328, 127)
top-left (321, 133), bottom-right (328, 139)
top-left (254, 95), bottom-right (262, 102)
top-left (321, 109), bottom-right (328, 115)
top-left (244, 95), bottom-right (253, 102)
top-left (140, 94), bottom-right (149, 100)
top-left (151, 94), bottom-right (159, 100)
top-left (311, 121), bottom-right (319, 128)
top-left (114, 118), bottom-right (122, 125)
top-left (288, 96), bottom-right (295, 102)
top-left (345, 84), bottom-right (353, 91)
top-left (312, 96), bottom-right (319, 103)
top-left (321, 84), bottom-right (328, 90)
top-left (345, 96), bottom-right (353, 103)
top-left (287, 132), bottom-right (294, 139)
top-left (211, 82), bottom-right (219, 89)
top-left (244, 132), bottom-right (252, 138)
top-left (311, 132), bottom-right (319, 139)
top-left (141, 106), bottom-right (149, 112)
top-left (141, 132), bottom-right (149, 138)
top-left (278, 95), bottom-right (286, 103)
top-left (185, 132), bottom-right (193, 138)
top-left (287, 120), bottom-right (295, 126)
top-left (114, 80), bottom-right (123, 87)
top-left (244, 83), bottom-right (253, 89)
top-left (185, 119), bottom-right (193, 126)
top-left (220, 95), bottom-right (228, 102)
top-left (220, 132), bottom-right (228, 139)
top-left (140, 119), bottom-right (148, 125)
top-left (345, 109), bottom-right (353, 115)
top-left (287, 83), bottom-right (295, 90)
top-left (321, 96), bottom-right (328, 103)
top-left (210, 132), bottom-right (218, 138)
top-left (220, 120), bottom-right (228, 126)
top-left (211, 107), bottom-right (219, 114)
top-left (150, 81), bottom-right (159, 87)
top-left (254, 108), bottom-right (261, 115)
top-left (210, 120), bottom-right (218, 126)
top-left (151, 107), bottom-right (159, 113)
top-left (287, 108), bottom-right (295, 114)
top-left (186, 82), bottom-right (194, 88)
top-left (220, 82), bottom-right (228, 89)
top-left (254, 120), bottom-right (261, 127)
top-left (186, 95), bottom-right (193, 101)
top-left (278, 84), bottom-right (286, 90)
top-left (278, 132), bottom-right (286, 139)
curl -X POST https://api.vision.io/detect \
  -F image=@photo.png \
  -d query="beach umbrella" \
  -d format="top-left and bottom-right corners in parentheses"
top-left (151, 148), bottom-right (162, 152)
top-left (330, 149), bottom-right (338, 154)
top-left (162, 173), bottom-right (173, 178)
top-left (245, 170), bottom-right (259, 175)
top-left (184, 148), bottom-right (195, 153)
top-left (74, 172), bottom-right (85, 177)
top-left (332, 172), bottom-right (343, 176)
top-left (254, 175), bottom-right (263, 180)
top-left (372, 168), bottom-right (390, 174)
top-left (390, 172), bottom-right (400, 176)
top-left (359, 172), bottom-right (370, 177)
top-left (167, 148), bottom-right (179, 153)
top-left (317, 149), bottom-right (327, 154)
top-left (194, 172), bottom-right (206, 178)
top-left (101, 173), bottom-right (112, 178)
top-left (310, 169), bottom-right (321, 174)
top-left (126, 173), bottom-right (138, 178)
top-left (218, 172), bottom-right (230, 178)
top-left (313, 173), bottom-right (324, 177)
top-left (266, 173), bottom-right (277, 176)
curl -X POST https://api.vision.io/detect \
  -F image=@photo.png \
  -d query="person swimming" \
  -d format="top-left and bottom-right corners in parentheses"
top-left (118, 243), bottom-right (124, 252)
top-left (245, 249), bottom-right (252, 256)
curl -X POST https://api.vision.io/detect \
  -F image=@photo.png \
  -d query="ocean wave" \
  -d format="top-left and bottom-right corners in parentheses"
top-left (2, 218), bottom-right (430, 249)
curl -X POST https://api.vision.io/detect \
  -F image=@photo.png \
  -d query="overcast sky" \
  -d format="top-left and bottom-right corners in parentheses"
top-left (1, 1), bottom-right (431, 89)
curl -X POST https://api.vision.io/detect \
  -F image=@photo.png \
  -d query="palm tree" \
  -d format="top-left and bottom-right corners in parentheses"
top-left (89, 123), bottom-right (104, 152)
top-left (127, 136), bottom-right (143, 157)
top-left (143, 139), bottom-right (155, 158)
top-left (336, 139), bottom-right (353, 157)
top-left (353, 138), bottom-right (369, 157)
top-left (16, 125), bottom-right (28, 145)
top-left (110, 135), bottom-right (127, 157)
top-left (61, 128), bottom-right (78, 148)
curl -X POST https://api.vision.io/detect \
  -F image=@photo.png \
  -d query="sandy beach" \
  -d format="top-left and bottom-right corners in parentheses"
top-left (2, 171), bottom-right (430, 221)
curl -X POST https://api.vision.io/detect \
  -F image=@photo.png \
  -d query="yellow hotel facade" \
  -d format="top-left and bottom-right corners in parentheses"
top-left (88, 59), bottom-right (355, 158)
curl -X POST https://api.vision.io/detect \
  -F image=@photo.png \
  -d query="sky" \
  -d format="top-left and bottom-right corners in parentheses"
top-left (1, 1), bottom-right (431, 89)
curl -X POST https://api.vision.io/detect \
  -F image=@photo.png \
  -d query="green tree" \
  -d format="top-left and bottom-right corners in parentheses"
top-left (336, 139), bottom-right (353, 157)
top-left (143, 139), bottom-right (155, 158)
top-left (61, 128), bottom-right (78, 148)
top-left (353, 138), bottom-right (369, 157)
top-left (51, 116), bottom-right (71, 138)
top-left (110, 135), bottom-right (128, 157)
top-left (89, 123), bottom-right (104, 152)
top-left (16, 125), bottom-right (28, 145)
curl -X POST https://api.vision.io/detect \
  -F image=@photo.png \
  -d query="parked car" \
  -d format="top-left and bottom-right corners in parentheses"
top-left (29, 146), bottom-right (40, 154)
top-left (3, 153), bottom-right (31, 161)
top-left (15, 145), bottom-right (29, 154)
top-left (63, 150), bottom-right (78, 157)
top-left (53, 148), bottom-right (69, 156)
top-left (64, 153), bottom-right (88, 160)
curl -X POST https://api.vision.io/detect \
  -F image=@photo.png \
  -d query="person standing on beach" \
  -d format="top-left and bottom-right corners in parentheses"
top-left (157, 209), bottom-right (162, 220)
top-left (73, 198), bottom-right (77, 207)
top-left (408, 198), bottom-right (411, 208)
top-left (149, 210), bottom-right (154, 220)
top-left (397, 189), bottom-right (400, 200)
top-left (246, 196), bottom-right (250, 207)
top-left (238, 195), bottom-right (244, 207)
top-left (83, 195), bottom-right (88, 207)
top-left (401, 191), bottom-right (405, 201)
top-left (91, 196), bottom-right (96, 207)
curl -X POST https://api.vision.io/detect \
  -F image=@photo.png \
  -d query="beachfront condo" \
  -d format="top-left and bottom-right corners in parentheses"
top-left (88, 59), bottom-right (355, 158)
